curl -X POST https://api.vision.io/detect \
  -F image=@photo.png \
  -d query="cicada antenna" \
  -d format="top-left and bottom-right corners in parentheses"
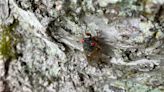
top-left (84, 24), bottom-right (92, 37)
top-left (81, 21), bottom-right (88, 38)
top-left (96, 30), bottom-right (101, 37)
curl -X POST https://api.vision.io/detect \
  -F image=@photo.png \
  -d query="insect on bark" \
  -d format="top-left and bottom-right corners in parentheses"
top-left (80, 32), bottom-right (110, 66)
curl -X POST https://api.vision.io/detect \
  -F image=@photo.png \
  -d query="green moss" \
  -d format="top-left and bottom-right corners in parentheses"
top-left (0, 19), bottom-right (19, 60)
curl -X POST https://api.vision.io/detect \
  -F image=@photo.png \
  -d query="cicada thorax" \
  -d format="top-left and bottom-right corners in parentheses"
top-left (83, 37), bottom-right (97, 54)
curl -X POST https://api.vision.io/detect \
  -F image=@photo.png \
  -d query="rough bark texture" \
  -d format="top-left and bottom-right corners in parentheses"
top-left (0, 0), bottom-right (164, 92)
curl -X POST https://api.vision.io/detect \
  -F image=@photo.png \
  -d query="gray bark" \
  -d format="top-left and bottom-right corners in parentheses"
top-left (0, 0), bottom-right (164, 92)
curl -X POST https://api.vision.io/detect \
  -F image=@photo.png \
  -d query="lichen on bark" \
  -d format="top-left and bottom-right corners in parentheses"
top-left (0, 19), bottom-right (20, 60)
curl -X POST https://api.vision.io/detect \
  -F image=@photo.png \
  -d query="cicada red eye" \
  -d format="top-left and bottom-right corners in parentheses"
top-left (80, 39), bottom-right (84, 43)
top-left (91, 42), bottom-right (96, 46)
